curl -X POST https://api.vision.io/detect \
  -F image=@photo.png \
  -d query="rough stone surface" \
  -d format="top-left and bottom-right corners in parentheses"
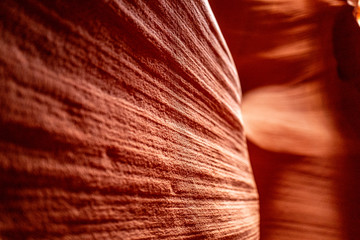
top-left (0, 0), bottom-right (259, 239)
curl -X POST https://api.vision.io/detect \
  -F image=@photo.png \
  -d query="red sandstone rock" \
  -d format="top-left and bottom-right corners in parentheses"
top-left (0, 0), bottom-right (258, 239)
top-left (210, 0), bottom-right (360, 239)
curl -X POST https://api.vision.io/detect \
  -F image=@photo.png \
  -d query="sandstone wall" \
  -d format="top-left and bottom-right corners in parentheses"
top-left (0, 0), bottom-right (258, 239)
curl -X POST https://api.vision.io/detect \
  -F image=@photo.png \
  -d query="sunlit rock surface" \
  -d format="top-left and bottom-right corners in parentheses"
top-left (210, 0), bottom-right (360, 239)
top-left (0, 0), bottom-right (259, 239)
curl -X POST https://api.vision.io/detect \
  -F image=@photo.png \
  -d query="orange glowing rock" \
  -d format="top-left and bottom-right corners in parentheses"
top-left (348, 0), bottom-right (360, 26)
top-left (355, 4), bottom-right (360, 26)
top-left (210, 0), bottom-right (360, 239)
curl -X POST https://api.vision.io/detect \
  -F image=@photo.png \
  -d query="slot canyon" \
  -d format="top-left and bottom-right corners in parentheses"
top-left (0, 0), bottom-right (359, 239)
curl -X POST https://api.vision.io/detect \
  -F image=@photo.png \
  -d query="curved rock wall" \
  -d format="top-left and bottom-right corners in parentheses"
top-left (210, 0), bottom-right (360, 239)
top-left (0, 0), bottom-right (258, 239)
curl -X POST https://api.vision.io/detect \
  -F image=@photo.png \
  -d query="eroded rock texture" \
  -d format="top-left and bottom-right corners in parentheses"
top-left (0, 0), bottom-right (259, 239)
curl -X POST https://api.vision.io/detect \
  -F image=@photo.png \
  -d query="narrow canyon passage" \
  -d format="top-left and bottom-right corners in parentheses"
top-left (210, 0), bottom-right (360, 239)
top-left (1, 0), bottom-right (359, 239)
